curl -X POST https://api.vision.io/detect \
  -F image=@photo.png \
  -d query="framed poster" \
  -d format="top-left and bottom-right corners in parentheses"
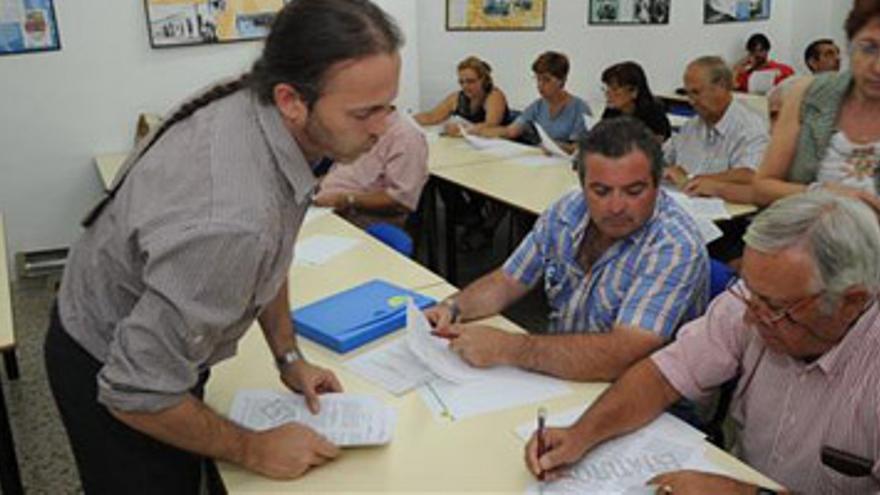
top-left (446, 0), bottom-right (546, 31)
top-left (144, 0), bottom-right (287, 48)
top-left (0, 0), bottom-right (61, 56)
top-left (704, 0), bottom-right (770, 24)
top-left (589, 0), bottom-right (670, 25)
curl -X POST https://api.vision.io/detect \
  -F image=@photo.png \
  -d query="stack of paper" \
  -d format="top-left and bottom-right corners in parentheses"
top-left (344, 300), bottom-right (570, 420)
top-left (515, 405), bottom-right (733, 494)
top-left (229, 390), bottom-right (396, 447)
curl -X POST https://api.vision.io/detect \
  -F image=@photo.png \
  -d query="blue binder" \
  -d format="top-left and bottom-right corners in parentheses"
top-left (292, 279), bottom-right (436, 353)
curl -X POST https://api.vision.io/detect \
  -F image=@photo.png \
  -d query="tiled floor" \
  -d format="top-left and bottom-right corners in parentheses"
top-left (2, 279), bottom-right (81, 494)
top-left (2, 203), bottom-right (549, 493)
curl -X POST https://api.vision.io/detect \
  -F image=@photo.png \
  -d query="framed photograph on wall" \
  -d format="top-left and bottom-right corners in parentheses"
top-left (588, 0), bottom-right (671, 25)
top-left (144, 0), bottom-right (287, 48)
top-left (0, 0), bottom-right (61, 56)
top-left (704, 0), bottom-right (770, 24)
top-left (446, 0), bottom-right (547, 31)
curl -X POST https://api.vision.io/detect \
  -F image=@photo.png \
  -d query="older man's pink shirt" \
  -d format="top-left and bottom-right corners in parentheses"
top-left (318, 111), bottom-right (428, 212)
top-left (652, 289), bottom-right (880, 494)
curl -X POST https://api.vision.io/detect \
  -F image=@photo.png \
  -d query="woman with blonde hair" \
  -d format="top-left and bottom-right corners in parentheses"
top-left (415, 56), bottom-right (511, 136)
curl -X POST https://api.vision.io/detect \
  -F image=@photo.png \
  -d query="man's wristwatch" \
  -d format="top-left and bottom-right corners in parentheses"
top-left (345, 193), bottom-right (357, 210)
top-left (275, 348), bottom-right (304, 371)
top-left (440, 297), bottom-right (461, 323)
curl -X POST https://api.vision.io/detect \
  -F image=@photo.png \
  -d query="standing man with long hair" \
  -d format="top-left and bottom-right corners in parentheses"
top-left (44, 0), bottom-right (403, 492)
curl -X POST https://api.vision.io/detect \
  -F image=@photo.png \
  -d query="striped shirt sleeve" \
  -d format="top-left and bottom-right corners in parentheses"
top-left (615, 237), bottom-right (705, 339)
top-left (651, 292), bottom-right (750, 402)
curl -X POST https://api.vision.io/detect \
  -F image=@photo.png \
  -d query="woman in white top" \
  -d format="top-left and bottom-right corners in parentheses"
top-left (753, 3), bottom-right (880, 212)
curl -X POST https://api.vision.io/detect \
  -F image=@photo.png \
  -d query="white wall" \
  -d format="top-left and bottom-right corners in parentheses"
top-left (418, 0), bottom-right (798, 114)
top-left (0, 0), bottom-right (419, 278)
top-left (791, 0), bottom-right (852, 73)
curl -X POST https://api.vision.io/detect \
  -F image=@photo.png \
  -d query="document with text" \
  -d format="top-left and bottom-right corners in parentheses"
top-left (229, 390), bottom-right (396, 447)
top-left (515, 405), bottom-right (732, 494)
top-left (345, 300), bottom-right (570, 420)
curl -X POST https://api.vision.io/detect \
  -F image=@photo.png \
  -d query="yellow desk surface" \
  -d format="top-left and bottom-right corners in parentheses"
top-left (428, 136), bottom-right (542, 171)
top-left (207, 278), bottom-right (779, 493)
top-left (432, 158), bottom-right (757, 219)
top-left (0, 213), bottom-right (13, 351)
top-left (292, 213), bottom-right (445, 306)
top-left (94, 152), bottom-right (128, 191)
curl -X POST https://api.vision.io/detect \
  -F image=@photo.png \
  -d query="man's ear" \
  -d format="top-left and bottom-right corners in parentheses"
top-left (273, 83), bottom-right (308, 125)
top-left (839, 285), bottom-right (872, 321)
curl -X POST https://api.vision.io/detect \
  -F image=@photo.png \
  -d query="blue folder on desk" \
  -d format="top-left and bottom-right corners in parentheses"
top-left (292, 279), bottom-right (436, 353)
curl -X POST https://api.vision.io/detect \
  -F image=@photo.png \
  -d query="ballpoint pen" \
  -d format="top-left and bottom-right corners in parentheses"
top-left (536, 406), bottom-right (548, 482)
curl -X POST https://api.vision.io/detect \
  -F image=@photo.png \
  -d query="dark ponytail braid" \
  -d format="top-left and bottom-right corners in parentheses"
top-left (150, 73), bottom-right (251, 147)
top-left (81, 74), bottom-right (249, 227)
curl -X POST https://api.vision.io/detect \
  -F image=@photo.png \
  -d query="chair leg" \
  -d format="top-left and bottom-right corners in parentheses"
top-left (3, 350), bottom-right (19, 381)
top-left (0, 382), bottom-right (24, 495)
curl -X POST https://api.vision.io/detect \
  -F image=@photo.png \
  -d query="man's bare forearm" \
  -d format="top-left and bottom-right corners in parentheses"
top-left (112, 396), bottom-right (252, 467)
top-left (259, 278), bottom-right (299, 358)
top-left (512, 325), bottom-right (665, 381)
top-left (454, 269), bottom-right (529, 322)
top-left (571, 358), bottom-right (681, 450)
top-left (703, 167), bottom-right (754, 184)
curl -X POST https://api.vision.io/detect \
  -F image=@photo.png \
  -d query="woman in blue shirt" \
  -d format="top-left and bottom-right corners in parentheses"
top-left (478, 51), bottom-right (592, 154)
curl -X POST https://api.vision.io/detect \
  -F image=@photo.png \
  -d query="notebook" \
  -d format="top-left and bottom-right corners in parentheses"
top-left (292, 279), bottom-right (435, 353)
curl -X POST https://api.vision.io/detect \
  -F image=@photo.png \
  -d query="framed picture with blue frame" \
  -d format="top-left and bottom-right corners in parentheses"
top-left (704, 0), bottom-right (771, 24)
top-left (0, 0), bottom-right (61, 57)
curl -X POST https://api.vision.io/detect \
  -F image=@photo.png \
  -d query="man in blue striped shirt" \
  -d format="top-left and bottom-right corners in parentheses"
top-left (426, 117), bottom-right (709, 381)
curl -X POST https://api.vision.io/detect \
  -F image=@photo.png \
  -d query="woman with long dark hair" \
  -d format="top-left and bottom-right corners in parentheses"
top-left (600, 61), bottom-right (671, 141)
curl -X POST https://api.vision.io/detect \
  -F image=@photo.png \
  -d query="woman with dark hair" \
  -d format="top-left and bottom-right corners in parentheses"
top-left (753, 0), bottom-right (880, 212)
top-left (600, 61), bottom-right (671, 141)
top-left (44, 0), bottom-right (403, 491)
top-left (415, 55), bottom-right (511, 136)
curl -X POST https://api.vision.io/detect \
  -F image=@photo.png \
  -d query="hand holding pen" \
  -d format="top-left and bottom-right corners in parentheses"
top-left (524, 417), bottom-right (592, 482)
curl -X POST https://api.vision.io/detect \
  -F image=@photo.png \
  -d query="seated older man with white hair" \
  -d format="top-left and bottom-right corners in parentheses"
top-left (525, 191), bottom-right (880, 495)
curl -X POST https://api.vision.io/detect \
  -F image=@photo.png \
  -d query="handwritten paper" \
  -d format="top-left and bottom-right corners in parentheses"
top-left (516, 405), bottom-right (732, 494)
top-left (229, 390), bottom-right (396, 447)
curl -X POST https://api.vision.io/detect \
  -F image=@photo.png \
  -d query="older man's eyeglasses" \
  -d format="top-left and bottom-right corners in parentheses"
top-left (726, 278), bottom-right (822, 327)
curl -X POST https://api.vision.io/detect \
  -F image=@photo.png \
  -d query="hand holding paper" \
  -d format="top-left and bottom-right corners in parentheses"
top-left (534, 122), bottom-right (573, 159)
top-left (230, 390), bottom-right (397, 447)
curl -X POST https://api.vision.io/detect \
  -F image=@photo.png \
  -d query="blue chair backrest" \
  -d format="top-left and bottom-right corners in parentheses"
top-left (366, 222), bottom-right (414, 257)
top-left (709, 258), bottom-right (736, 300)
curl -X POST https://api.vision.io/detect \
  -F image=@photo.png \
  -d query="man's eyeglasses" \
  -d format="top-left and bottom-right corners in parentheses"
top-left (725, 277), bottom-right (822, 327)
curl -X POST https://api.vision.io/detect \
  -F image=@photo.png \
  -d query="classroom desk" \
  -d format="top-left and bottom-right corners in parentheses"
top-left (0, 214), bottom-right (17, 380)
top-left (206, 281), bottom-right (780, 493)
top-left (94, 152), bottom-right (128, 191)
top-left (293, 212), bottom-right (446, 304)
top-left (0, 213), bottom-right (23, 495)
top-left (428, 135), bottom-right (542, 171)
